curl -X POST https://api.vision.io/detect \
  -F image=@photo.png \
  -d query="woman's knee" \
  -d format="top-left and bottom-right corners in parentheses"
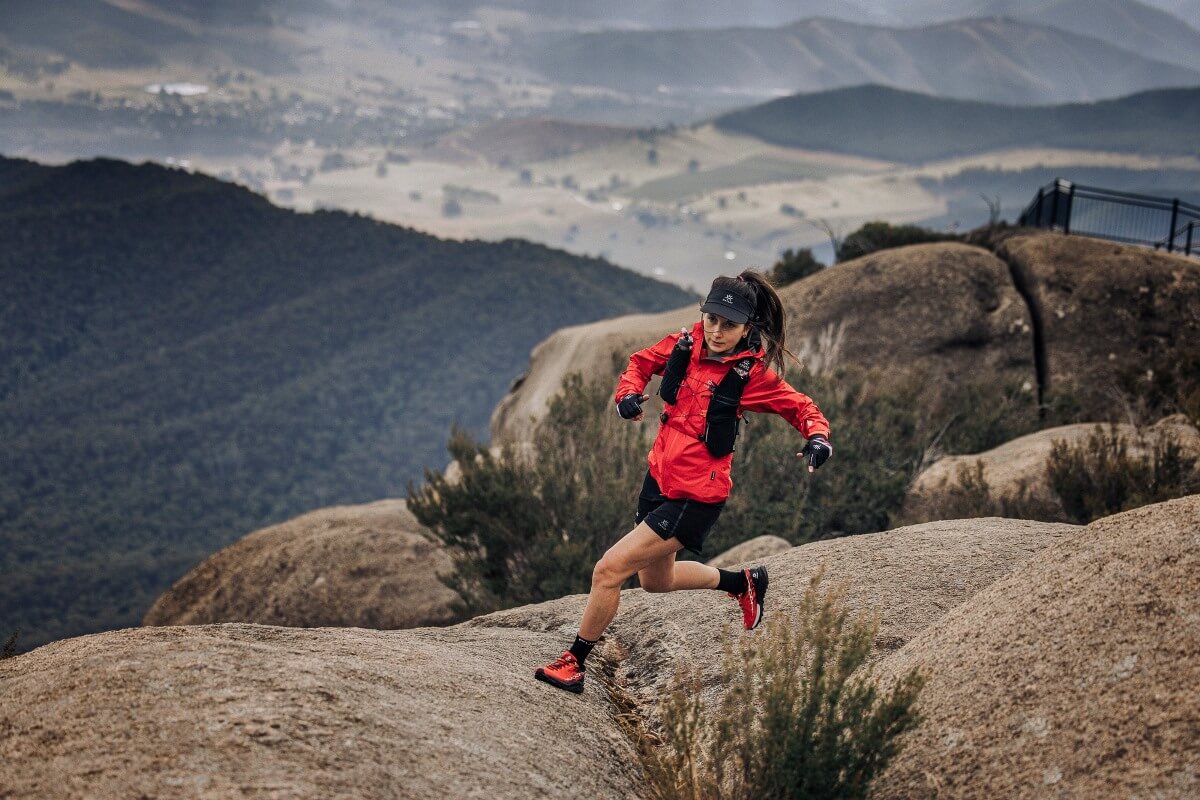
top-left (592, 554), bottom-right (627, 589)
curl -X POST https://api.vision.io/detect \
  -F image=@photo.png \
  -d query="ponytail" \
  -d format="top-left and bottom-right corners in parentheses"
top-left (708, 269), bottom-right (795, 375)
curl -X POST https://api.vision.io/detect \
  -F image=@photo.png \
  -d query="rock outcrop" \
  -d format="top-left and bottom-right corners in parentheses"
top-left (469, 517), bottom-right (1079, 704)
top-left (872, 494), bottom-right (1200, 799)
top-left (0, 624), bottom-right (639, 799)
top-left (493, 241), bottom-right (1039, 442)
top-left (905, 415), bottom-right (1200, 520)
top-left (995, 231), bottom-right (1200, 418)
top-left (491, 305), bottom-right (696, 442)
top-left (707, 534), bottom-right (793, 567)
top-left (6, 515), bottom-right (1080, 798)
top-left (143, 500), bottom-right (460, 630)
top-left (777, 241), bottom-right (1034, 388)
top-left (490, 234), bottom-right (1200, 445)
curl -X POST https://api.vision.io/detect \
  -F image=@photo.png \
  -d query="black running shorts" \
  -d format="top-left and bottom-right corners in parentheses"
top-left (635, 471), bottom-right (725, 554)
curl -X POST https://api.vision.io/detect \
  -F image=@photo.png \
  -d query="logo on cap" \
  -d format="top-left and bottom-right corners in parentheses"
top-left (723, 293), bottom-right (734, 303)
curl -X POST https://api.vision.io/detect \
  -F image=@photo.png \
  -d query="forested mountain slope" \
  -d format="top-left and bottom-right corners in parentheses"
top-left (0, 156), bottom-right (694, 651)
top-left (715, 85), bottom-right (1200, 162)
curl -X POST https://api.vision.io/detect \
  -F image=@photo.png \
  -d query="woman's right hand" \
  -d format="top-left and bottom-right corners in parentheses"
top-left (675, 326), bottom-right (693, 351)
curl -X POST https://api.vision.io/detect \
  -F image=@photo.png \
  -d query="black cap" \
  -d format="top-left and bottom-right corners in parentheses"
top-left (700, 286), bottom-right (754, 324)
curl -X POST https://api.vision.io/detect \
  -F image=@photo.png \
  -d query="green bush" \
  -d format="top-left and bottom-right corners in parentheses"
top-left (837, 221), bottom-right (958, 262)
top-left (902, 423), bottom-right (1199, 526)
top-left (1048, 425), bottom-right (1199, 524)
top-left (767, 248), bottom-right (823, 287)
top-left (898, 460), bottom-right (1062, 526)
top-left (407, 371), bottom-right (649, 615)
top-left (634, 570), bottom-right (923, 800)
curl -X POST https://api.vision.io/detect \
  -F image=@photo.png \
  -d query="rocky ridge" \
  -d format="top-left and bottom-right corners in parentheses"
top-left (7, 498), bottom-right (1196, 798)
top-left (144, 500), bottom-right (459, 630)
top-left (873, 494), bottom-right (1200, 799)
top-left (5, 514), bottom-right (1082, 798)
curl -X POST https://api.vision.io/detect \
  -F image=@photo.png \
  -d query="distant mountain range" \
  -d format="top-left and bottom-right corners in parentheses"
top-left (518, 16), bottom-right (1200, 106)
top-left (0, 0), bottom-right (302, 73)
top-left (0, 155), bottom-right (694, 651)
top-left (714, 84), bottom-right (1200, 162)
top-left (422, 0), bottom-right (1200, 52)
top-left (980, 0), bottom-right (1200, 70)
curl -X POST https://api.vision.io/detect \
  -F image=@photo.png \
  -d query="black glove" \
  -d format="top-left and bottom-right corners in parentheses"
top-left (617, 393), bottom-right (650, 420)
top-left (801, 434), bottom-right (832, 471)
top-left (659, 327), bottom-right (693, 405)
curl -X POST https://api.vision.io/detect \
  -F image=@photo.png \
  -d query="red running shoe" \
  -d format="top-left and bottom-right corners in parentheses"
top-left (730, 566), bottom-right (768, 630)
top-left (534, 651), bottom-right (585, 694)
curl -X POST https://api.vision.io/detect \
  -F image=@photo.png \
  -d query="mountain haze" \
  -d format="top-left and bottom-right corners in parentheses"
top-left (0, 0), bottom-right (302, 73)
top-left (518, 16), bottom-right (1200, 106)
top-left (988, 0), bottom-right (1200, 70)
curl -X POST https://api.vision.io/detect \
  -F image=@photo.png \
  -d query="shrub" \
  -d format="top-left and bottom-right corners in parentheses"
top-left (898, 460), bottom-right (1063, 526)
top-left (911, 460), bottom-right (994, 522)
top-left (633, 570), bottom-right (924, 800)
top-left (1048, 424), bottom-right (1199, 524)
top-left (904, 423), bottom-right (1199, 526)
top-left (767, 247), bottom-right (822, 287)
top-left (407, 371), bottom-right (648, 615)
top-left (2, 630), bottom-right (17, 659)
top-left (1112, 349), bottom-right (1200, 428)
top-left (837, 221), bottom-right (958, 262)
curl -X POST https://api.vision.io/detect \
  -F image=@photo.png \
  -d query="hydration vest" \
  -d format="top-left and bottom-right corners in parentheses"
top-left (660, 341), bottom-right (758, 458)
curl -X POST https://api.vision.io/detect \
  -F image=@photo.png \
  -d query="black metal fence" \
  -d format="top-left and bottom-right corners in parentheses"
top-left (1018, 179), bottom-right (1200, 257)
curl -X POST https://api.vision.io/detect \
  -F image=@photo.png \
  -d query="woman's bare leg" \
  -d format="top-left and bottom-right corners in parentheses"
top-left (638, 554), bottom-right (720, 593)
top-left (578, 522), bottom-right (683, 640)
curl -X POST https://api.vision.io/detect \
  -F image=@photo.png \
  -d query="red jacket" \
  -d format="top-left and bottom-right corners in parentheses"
top-left (615, 321), bottom-right (831, 504)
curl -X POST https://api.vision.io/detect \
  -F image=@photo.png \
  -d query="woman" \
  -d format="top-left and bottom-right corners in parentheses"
top-left (535, 270), bottom-right (832, 694)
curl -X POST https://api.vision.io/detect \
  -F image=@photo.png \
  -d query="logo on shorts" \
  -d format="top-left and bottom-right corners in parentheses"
top-left (658, 519), bottom-right (669, 530)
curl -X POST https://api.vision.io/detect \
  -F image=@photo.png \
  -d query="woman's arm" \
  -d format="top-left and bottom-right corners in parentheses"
top-left (739, 367), bottom-right (831, 440)
top-left (613, 331), bottom-right (680, 404)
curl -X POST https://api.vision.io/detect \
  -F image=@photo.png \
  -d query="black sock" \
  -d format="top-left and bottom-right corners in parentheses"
top-left (716, 568), bottom-right (748, 595)
top-left (569, 635), bottom-right (597, 667)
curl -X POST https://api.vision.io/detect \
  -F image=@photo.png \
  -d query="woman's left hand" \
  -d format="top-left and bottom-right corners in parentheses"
top-left (797, 434), bottom-right (832, 473)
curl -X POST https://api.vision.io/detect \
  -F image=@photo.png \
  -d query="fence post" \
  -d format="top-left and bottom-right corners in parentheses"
top-left (1050, 180), bottom-right (1062, 231)
top-left (1063, 184), bottom-right (1076, 235)
top-left (1033, 187), bottom-right (1043, 226)
top-left (1167, 199), bottom-right (1180, 253)
top-left (1187, 221), bottom-right (1195, 256)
